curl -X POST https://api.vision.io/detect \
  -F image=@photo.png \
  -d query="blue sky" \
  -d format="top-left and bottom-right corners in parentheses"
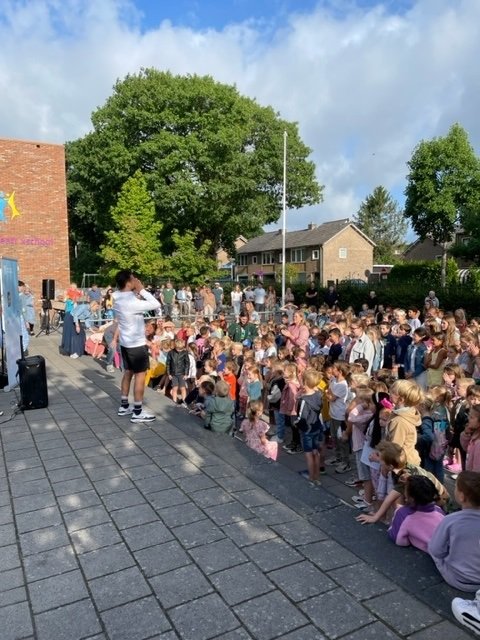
top-left (0, 0), bottom-right (478, 239)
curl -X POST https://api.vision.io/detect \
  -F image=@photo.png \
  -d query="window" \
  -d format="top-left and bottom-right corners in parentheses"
top-left (251, 255), bottom-right (258, 264)
top-left (339, 248), bottom-right (348, 259)
top-left (238, 255), bottom-right (248, 266)
top-left (278, 253), bottom-right (283, 263)
top-left (291, 248), bottom-right (305, 263)
top-left (311, 249), bottom-right (319, 260)
top-left (262, 252), bottom-right (274, 265)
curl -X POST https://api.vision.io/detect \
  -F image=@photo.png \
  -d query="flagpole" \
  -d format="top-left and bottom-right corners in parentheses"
top-left (281, 130), bottom-right (287, 306)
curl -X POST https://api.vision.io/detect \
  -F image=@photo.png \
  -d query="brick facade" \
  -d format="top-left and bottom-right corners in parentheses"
top-left (322, 225), bottom-right (373, 283)
top-left (0, 137), bottom-right (70, 303)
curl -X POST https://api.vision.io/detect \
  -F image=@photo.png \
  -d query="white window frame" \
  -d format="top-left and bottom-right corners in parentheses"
top-left (251, 255), bottom-right (258, 264)
top-left (237, 255), bottom-right (248, 266)
top-left (262, 252), bottom-right (274, 265)
top-left (291, 248), bottom-right (305, 263)
top-left (311, 249), bottom-right (319, 260)
top-left (339, 247), bottom-right (348, 259)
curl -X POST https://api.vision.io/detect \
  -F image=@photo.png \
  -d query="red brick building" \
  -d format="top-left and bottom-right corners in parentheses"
top-left (0, 137), bottom-right (70, 302)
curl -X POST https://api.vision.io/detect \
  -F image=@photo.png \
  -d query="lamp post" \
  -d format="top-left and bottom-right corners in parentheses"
top-left (281, 130), bottom-right (287, 306)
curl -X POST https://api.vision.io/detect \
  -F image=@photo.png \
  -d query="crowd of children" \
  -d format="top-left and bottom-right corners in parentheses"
top-left (138, 298), bottom-right (480, 614)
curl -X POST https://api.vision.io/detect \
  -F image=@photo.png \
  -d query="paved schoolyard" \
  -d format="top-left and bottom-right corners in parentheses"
top-left (0, 334), bottom-right (475, 640)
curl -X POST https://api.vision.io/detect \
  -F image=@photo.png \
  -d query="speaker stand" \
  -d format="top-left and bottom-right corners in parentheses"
top-left (36, 300), bottom-right (58, 336)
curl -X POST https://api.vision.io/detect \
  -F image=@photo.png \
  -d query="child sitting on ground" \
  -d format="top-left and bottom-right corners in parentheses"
top-left (388, 475), bottom-right (445, 551)
top-left (203, 380), bottom-right (235, 433)
top-left (428, 471), bottom-right (480, 592)
top-left (240, 400), bottom-right (278, 460)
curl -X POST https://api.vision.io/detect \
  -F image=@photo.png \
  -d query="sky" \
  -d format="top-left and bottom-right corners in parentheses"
top-left (0, 0), bottom-right (478, 237)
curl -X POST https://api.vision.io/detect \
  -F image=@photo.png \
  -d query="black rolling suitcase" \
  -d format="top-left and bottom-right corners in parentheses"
top-left (17, 355), bottom-right (49, 410)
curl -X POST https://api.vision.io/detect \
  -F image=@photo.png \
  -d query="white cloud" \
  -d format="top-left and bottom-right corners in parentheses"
top-left (0, 0), bottom-right (479, 233)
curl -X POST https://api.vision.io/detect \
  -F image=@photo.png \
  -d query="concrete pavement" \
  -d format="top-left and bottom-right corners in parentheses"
top-left (0, 334), bottom-right (475, 640)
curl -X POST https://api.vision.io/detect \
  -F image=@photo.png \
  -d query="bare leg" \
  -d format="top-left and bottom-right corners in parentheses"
top-left (121, 370), bottom-right (134, 398)
top-left (133, 371), bottom-right (146, 403)
top-left (171, 385), bottom-right (178, 404)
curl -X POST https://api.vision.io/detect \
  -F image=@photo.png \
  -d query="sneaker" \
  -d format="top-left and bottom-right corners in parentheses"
top-left (117, 405), bottom-right (133, 416)
top-left (180, 402), bottom-right (188, 409)
top-left (282, 443), bottom-right (295, 452)
top-left (451, 597), bottom-right (480, 636)
top-left (345, 478), bottom-right (363, 487)
top-left (352, 495), bottom-right (367, 504)
top-left (70, 353), bottom-right (79, 359)
top-left (130, 411), bottom-right (156, 423)
top-left (270, 436), bottom-right (284, 443)
top-left (335, 463), bottom-right (352, 474)
top-left (106, 364), bottom-right (115, 373)
top-left (325, 457), bottom-right (341, 466)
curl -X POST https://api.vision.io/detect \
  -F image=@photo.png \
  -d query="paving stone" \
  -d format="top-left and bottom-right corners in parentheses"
top-left (162, 460), bottom-right (202, 480)
top-left (203, 463), bottom-right (236, 479)
top-left (0, 523), bottom-right (16, 546)
top-left (169, 593), bottom-right (239, 640)
top-left (0, 490), bottom-right (10, 507)
top-left (90, 565), bottom-right (151, 611)
top-left (250, 503), bottom-right (300, 525)
top-left (407, 620), bottom-right (475, 639)
top-left (15, 505), bottom-right (63, 533)
top-left (158, 502), bottom-right (207, 528)
top-left (300, 589), bottom-right (375, 639)
top-left (339, 621), bottom-right (402, 639)
top-left (47, 465), bottom-right (86, 483)
top-left (190, 487), bottom-right (233, 508)
top-left (11, 478), bottom-right (51, 498)
top-left (210, 631), bottom-right (252, 640)
top-left (110, 503), bottom-right (159, 529)
top-left (43, 455), bottom-right (79, 471)
top-left (235, 590), bottom-right (308, 640)
top-left (244, 537), bottom-right (303, 572)
top-left (39, 446), bottom-right (74, 460)
top-left (148, 488), bottom-right (191, 509)
top-left (0, 568), bottom-right (24, 592)
top-left (328, 563), bottom-right (396, 600)
top-left (190, 538), bottom-right (248, 575)
top-left (268, 560), bottom-right (336, 601)
top-left (6, 457), bottom-right (44, 473)
top-left (122, 521), bottom-right (174, 551)
top-left (0, 585), bottom-right (27, 607)
top-left (12, 491), bottom-right (57, 515)
top-left (125, 464), bottom-right (165, 481)
top-left (93, 476), bottom-right (136, 495)
top-left (102, 487), bottom-right (147, 511)
top-left (9, 466), bottom-right (47, 483)
top-left (51, 477), bottom-right (94, 496)
top-left (101, 596), bottom-right (172, 639)
top-left (23, 545), bottom-right (78, 582)
top-left (279, 628), bottom-right (327, 640)
top-left (5, 447), bottom-right (37, 461)
top-left (28, 568), bottom-right (89, 613)
top-left (232, 488), bottom-right (276, 508)
top-left (134, 541), bottom-right (191, 577)
top-left (301, 539), bottom-right (359, 571)
top-left (134, 474), bottom-right (176, 494)
top-left (210, 562), bottom-right (275, 605)
top-left (84, 464), bottom-right (126, 481)
top-left (222, 518), bottom-right (277, 547)
top-left (117, 454), bottom-right (153, 468)
top-left (78, 542), bottom-right (135, 579)
top-left (174, 518), bottom-right (226, 549)
top-left (175, 473), bottom-right (218, 493)
top-left (365, 590), bottom-right (442, 635)
top-left (0, 601), bottom-right (33, 640)
top-left (71, 522), bottom-right (122, 554)
top-left (150, 565), bottom-right (213, 609)
top-left (57, 490), bottom-right (102, 513)
top-left (34, 599), bottom-right (101, 640)
top-left (19, 525), bottom-right (70, 556)
top-left (272, 520), bottom-right (329, 546)
top-left (205, 502), bottom-right (255, 526)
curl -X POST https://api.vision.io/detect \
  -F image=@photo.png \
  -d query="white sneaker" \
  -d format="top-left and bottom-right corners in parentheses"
top-left (106, 365), bottom-right (115, 373)
top-left (452, 597), bottom-right (480, 636)
top-left (335, 463), bottom-right (352, 474)
top-left (180, 402), bottom-right (188, 409)
top-left (117, 405), bottom-right (133, 416)
top-left (325, 457), bottom-right (341, 466)
top-left (70, 353), bottom-right (79, 359)
top-left (269, 436), bottom-right (284, 443)
top-left (130, 411), bottom-right (156, 423)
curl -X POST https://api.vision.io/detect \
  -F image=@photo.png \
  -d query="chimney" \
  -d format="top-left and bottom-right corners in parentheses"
top-left (307, 222), bottom-right (317, 230)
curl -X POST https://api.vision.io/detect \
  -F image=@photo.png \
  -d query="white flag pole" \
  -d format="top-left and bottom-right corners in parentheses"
top-left (281, 130), bottom-right (287, 306)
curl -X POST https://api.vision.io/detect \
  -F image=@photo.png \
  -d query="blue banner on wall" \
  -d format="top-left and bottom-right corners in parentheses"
top-left (1, 257), bottom-right (23, 387)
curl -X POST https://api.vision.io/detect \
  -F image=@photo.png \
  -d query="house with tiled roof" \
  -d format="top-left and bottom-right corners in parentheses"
top-left (235, 219), bottom-right (375, 285)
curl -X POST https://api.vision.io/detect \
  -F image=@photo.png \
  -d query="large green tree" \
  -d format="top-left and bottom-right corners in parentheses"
top-left (163, 229), bottom-right (220, 285)
top-left (404, 123), bottom-right (480, 286)
top-left (353, 185), bottom-right (407, 263)
top-left (67, 69), bottom-right (323, 270)
top-left (101, 170), bottom-right (163, 280)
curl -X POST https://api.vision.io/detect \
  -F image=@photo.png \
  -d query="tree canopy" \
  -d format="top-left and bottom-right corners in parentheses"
top-left (100, 170), bottom-right (163, 280)
top-left (353, 185), bottom-right (406, 263)
top-left (67, 69), bottom-right (323, 274)
top-left (163, 229), bottom-right (220, 285)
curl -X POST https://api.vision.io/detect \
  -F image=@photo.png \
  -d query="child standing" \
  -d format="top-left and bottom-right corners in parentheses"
top-left (326, 362), bottom-right (351, 472)
top-left (222, 360), bottom-right (238, 402)
top-left (240, 400), bottom-right (278, 461)
top-left (388, 475), bottom-right (444, 551)
top-left (279, 363), bottom-right (301, 453)
top-left (424, 386), bottom-right (451, 482)
top-left (460, 404), bottom-right (480, 472)
top-left (295, 370), bottom-right (323, 484)
top-left (344, 389), bottom-right (375, 507)
top-left (386, 379), bottom-right (423, 465)
top-left (266, 361), bottom-right (286, 439)
top-left (428, 471), bottom-right (480, 591)
top-left (246, 366), bottom-right (263, 404)
top-left (167, 338), bottom-right (190, 407)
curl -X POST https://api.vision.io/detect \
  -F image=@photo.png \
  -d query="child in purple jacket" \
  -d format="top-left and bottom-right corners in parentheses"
top-left (388, 475), bottom-right (445, 552)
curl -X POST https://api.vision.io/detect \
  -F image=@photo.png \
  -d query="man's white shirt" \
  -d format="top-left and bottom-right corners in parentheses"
top-left (113, 289), bottom-right (161, 348)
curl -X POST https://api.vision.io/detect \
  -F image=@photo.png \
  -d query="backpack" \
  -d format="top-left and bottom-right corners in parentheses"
top-left (295, 392), bottom-right (323, 434)
top-left (429, 420), bottom-right (449, 461)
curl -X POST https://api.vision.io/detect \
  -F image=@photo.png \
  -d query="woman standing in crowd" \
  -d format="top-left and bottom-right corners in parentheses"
top-left (230, 284), bottom-right (243, 320)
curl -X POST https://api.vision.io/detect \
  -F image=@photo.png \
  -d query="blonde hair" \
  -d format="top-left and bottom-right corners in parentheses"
top-left (350, 373), bottom-right (370, 389)
top-left (390, 380), bottom-right (424, 407)
top-left (215, 380), bottom-right (230, 398)
top-left (284, 363), bottom-right (298, 380)
top-left (303, 369), bottom-right (321, 389)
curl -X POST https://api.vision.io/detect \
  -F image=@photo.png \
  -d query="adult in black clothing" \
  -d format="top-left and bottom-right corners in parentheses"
top-left (327, 327), bottom-right (343, 363)
top-left (378, 322), bottom-right (397, 369)
top-left (367, 290), bottom-right (378, 311)
top-left (324, 285), bottom-right (339, 308)
top-left (305, 282), bottom-right (319, 307)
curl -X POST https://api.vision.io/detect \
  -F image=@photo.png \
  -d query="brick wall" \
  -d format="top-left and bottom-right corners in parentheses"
top-left (0, 137), bottom-right (70, 303)
top-left (322, 226), bottom-right (373, 284)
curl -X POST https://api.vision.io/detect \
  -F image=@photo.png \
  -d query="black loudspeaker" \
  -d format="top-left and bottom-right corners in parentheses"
top-left (42, 279), bottom-right (55, 300)
top-left (17, 356), bottom-right (49, 410)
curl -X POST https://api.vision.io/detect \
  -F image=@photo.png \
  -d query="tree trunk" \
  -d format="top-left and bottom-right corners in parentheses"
top-left (441, 242), bottom-right (447, 289)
